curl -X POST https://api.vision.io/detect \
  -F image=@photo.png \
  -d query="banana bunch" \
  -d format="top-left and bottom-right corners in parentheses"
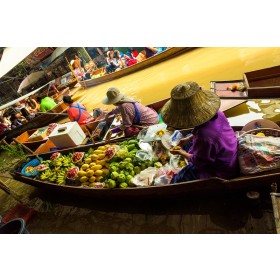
top-left (56, 169), bottom-right (66, 185)
top-left (61, 155), bottom-right (74, 168)
top-left (49, 173), bottom-right (57, 183)
top-left (40, 169), bottom-right (53, 181)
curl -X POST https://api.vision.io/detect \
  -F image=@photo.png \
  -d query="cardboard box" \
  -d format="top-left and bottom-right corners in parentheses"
top-left (27, 126), bottom-right (48, 142)
top-left (243, 65), bottom-right (280, 98)
top-left (48, 122), bottom-right (86, 148)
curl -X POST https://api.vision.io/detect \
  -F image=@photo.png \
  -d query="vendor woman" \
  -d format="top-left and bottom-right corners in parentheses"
top-left (103, 87), bottom-right (159, 137)
top-left (161, 81), bottom-right (239, 183)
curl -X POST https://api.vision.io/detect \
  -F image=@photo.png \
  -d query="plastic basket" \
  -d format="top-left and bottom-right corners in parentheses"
top-left (21, 157), bottom-right (43, 177)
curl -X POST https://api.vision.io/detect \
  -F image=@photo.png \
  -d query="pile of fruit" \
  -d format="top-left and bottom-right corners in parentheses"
top-left (29, 138), bottom-right (166, 189)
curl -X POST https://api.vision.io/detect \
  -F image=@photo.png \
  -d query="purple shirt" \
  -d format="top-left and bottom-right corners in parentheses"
top-left (189, 111), bottom-right (239, 179)
top-left (109, 102), bottom-right (159, 130)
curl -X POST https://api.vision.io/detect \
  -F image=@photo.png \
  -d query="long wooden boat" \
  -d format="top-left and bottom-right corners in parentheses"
top-left (79, 47), bottom-right (194, 87)
top-left (11, 136), bottom-right (280, 199)
top-left (0, 102), bottom-right (69, 143)
top-left (29, 97), bottom-right (246, 154)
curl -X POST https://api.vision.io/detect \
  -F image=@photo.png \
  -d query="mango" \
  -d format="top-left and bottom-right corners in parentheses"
top-left (82, 181), bottom-right (89, 186)
top-left (97, 153), bottom-right (106, 160)
top-left (97, 146), bottom-right (106, 151)
top-left (86, 170), bottom-right (94, 177)
top-left (91, 164), bottom-right (102, 171)
top-left (91, 154), bottom-right (99, 161)
top-left (85, 158), bottom-right (92, 164)
top-left (89, 182), bottom-right (97, 187)
top-left (95, 170), bottom-right (103, 176)
top-left (78, 170), bottom-right (87, 177)
top-left (89, 162), bottom-right (96, 167)
top-left (89, 176), bottom-right (96, 182)
top-left (101, 168), bottom-right (109, 175)
top-left (96, 159), bottom-right (106, 166)
top-left (81, 164), bottom-right (90, 170)
top-left (80, 176), bottom-right (88, 183)
top-left (96, 176), bottom-right (104, 182)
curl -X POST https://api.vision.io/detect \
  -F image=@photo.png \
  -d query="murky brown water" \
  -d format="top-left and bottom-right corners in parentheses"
top-left (76, 47), bottom-right (280, 126)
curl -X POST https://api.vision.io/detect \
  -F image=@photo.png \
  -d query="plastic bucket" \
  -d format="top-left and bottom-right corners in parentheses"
top-left (0, 218), bottom-right (29, 234)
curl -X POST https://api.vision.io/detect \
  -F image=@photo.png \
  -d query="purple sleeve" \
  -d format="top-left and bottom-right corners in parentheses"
top-left (108, 107), bottom-right (121, 116)
top-left (189, 138), bottom-right (217, 168)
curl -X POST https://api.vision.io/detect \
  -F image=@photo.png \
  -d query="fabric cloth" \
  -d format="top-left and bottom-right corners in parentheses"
top-left (40, 97), bottom-right (57, 112)
top-left (0, 123), bottom-right (9, 135)
top-left (68, 102), bottom-right (91, 125)
top-left (189, 111), bottom-right (239, 179)
top-left (107, 102), bottom-right (159, 130)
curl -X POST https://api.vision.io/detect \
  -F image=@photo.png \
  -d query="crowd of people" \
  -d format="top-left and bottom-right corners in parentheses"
top-left (0, 94), bottom-right (58, 136)
top-left (105, 47), bottom-right (167, 74)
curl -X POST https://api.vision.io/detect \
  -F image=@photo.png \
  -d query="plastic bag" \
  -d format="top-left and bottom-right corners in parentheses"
top-left (170, 130), bottom-right (184, 146)
top-left (131, 167), bottom-right (158, 187)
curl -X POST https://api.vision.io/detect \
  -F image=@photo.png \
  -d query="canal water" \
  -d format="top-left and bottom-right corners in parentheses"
top-left (78, 47), bottom-right (280, 126)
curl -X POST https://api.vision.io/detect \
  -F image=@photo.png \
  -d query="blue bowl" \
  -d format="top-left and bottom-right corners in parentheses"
top-left (21, 157), bottom-right (43, 177)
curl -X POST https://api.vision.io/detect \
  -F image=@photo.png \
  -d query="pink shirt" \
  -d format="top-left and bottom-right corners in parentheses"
top-left (74, 68), bottom-right (86, 80)
top-left (109, 102), bottom-right (159, 130)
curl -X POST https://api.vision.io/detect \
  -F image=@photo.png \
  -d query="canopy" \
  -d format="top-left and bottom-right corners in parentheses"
top-left (0, 47), bottom-right (37, 78)
top-left (48, 47), bottom-right (69, 64)
top-left (17, 71), bottom-right (45, 93)
top-left (0, 81), bottom-right (51, 111)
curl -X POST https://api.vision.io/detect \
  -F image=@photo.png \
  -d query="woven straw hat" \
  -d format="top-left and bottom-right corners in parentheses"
top-left (161, 81), bottom-right (221, 129)
top-left (102, 87), bottom-right (124, 105)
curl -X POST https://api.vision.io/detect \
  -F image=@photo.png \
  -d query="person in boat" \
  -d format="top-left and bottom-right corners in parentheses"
top-left (144, 47), bottom-right (159, 58)
top-left (10, 113), bottom-right (25, 129)
top-left (126, 47), bottom-right (139, 60)
top-left (103, 87), bottom-right (159, 137)
top-left (0, 117), bottom-right (10, 135)
top-left (105, 51), bottom-right (120, 74)
top-left (62, 96), bottom-right (92, 125)
top-left (70, 59), bottom-right (91, 81)
top-left (161, 81), bottom-right (239, 183)
top-left (37, 96), bottom-right (57, 112)
top-left (114, 50), bottom-right (126, 71)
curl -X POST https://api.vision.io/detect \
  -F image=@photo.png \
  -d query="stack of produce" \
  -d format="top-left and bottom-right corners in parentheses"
top-left (28, 138), bottom-right (168, 189)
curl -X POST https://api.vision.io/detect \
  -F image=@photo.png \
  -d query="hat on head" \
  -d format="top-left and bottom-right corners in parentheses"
top-left (161, 81), bottom-right (221, 129)
top-left (102, 87), bottom-right (136, 105)
top-left (102, 87), bottom-right (124, 105)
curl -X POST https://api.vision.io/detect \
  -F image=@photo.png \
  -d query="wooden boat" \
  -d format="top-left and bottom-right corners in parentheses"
top-left (11, 135), bottom-right (280, 199)
top-left (30, 97), bottom-right (246, 154)
top-left (78, 47), bottom-right (194, 87)
top-left (0, 101), bottom-right (69, 143)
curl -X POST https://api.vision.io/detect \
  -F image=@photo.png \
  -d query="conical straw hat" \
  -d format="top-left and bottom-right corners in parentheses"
top-left (161, 81), bottom-right (221, 129)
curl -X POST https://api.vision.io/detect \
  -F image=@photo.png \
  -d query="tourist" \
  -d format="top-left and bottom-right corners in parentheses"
top-left (62, 96), bottom-right (92, 125)
top-left (0, 117), bottom-right (10, 136)
top-left (161, 81), bottom-right (239, 182)
top-left (10, 113), bottom-right (24, 129)
top-left (103, 87), bottom-right (159, 137)
top-left (114, 50), bottom-right (126, 70)
top-left (70, 59), bottom-right (91, 81)
top-left (126, 47), bottom-right (139, 60)
top-left (105, 51), bottom-right (120, 74)
top-left (37, 96), bottom-right (57, 112)
top-left (144, 47), bottom-right (159, 58)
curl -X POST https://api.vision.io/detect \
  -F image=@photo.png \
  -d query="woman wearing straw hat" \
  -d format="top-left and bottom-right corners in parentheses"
top-left (161, 81), bottom-right (239, 183)
top-left (103, 87), bottom-right (159, 137)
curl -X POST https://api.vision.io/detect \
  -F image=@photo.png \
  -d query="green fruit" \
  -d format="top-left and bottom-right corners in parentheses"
top-left (130, 170), bottom-right (135, 177)
top-left (120, 182), bottom-right (128, 189)
top-left (124, 158), bottom-right (132, 163)
top-left (127, 144), bottom-right (135, 151)
top-left (107, 179), bottom-right (116, 189)
top-left (140, 163), bottom-right (146, 170)
top-left (109, 166), bottom-right (118, 173)
top-left (134, 166), bottom-right (141, 174)
top-left (111, 171), bottom-right (119, 180)
top-left (117, 174), bottom-right (126, 183)
top-left (154, 162), bottom-right (163, 168)
top-left (126, 175), bottom-right (133, 185)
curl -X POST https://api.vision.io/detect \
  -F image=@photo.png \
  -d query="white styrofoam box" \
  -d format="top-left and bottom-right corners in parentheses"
top-left (48, 122), bottom-right (86, 148)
